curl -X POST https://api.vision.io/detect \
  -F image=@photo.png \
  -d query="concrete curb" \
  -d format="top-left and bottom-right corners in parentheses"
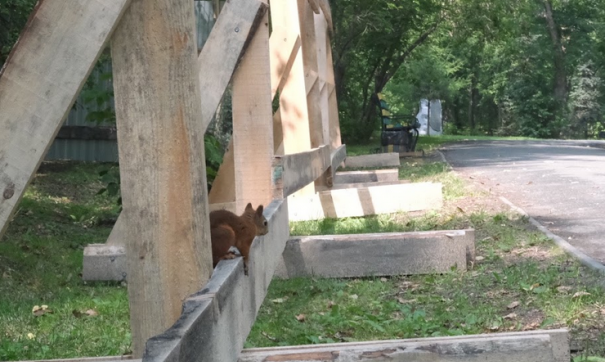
top-left (440, 138), bottom-right (605, 150)
top-left (499, 196), bottom-right (605, 274)
top-left (436, 149), bottom-right (605, 275)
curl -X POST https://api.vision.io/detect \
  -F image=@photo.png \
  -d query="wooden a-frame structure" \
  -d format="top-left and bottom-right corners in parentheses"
top-left (0, 0), bottom-right (344, 360)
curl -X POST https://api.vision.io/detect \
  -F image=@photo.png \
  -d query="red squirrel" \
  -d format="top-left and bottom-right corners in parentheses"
top-left (210, 203), bottom-right (268, 273)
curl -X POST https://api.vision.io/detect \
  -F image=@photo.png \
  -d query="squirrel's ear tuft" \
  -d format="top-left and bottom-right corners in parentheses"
top-left (245, 203), bottom-right (253, 211)
top-left (256, 205), bottom-right (264, 216)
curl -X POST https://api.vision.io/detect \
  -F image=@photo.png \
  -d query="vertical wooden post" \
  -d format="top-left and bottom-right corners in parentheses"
top-left (231, 0), bottom-right (273, 213)
top-left (314, 10), bottom-right (331, 147)
top-left (271, 0), bottom-right (315, 196)
top-left (111, 0), bottom-right (213, 357)
top-left (322, 3), bottom-right (342, 149)
top-left (298, 0), bottom-right (330, 191)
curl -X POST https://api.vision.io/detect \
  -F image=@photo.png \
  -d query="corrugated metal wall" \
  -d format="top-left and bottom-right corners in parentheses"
top-left (45, 0), bottom-right (217, 162)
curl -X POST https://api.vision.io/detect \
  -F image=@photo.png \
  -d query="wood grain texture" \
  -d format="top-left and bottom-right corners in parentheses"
top-left (111, 0), bottom-right (211, 356)
top-left (143, 200), bottom-right (290, 362)
top-left (270, 0), bottom-right (315, 197)
top-left (269, 29), bottom-right (301, 100)
top-left (239, 331), bottom-right (567, 362)
top-left (231, 0), bottom-right (274, 214)
top-left (273, 145), bottom-right (331, 198)
top-left (314, 11), bottom-right (331, 146)
top-left (0, 0), bottom-right (130, 239)
top-left (198, 0), bottom-right (268, 131)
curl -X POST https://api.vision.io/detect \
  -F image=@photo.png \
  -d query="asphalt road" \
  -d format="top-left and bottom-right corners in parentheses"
top-left (440, 141), bottom-right (605, 264)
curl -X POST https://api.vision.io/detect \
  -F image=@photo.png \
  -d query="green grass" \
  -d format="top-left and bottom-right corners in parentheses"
top-left (2, 156), bottom-right (605, 360)
top-left (247, 156), bottom-right (605, 357)
top-left (0, 162), bottom-right (129, 360)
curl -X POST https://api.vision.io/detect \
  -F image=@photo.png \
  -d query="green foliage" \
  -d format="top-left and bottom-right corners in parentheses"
top-left (0, 0), bottom-right (37, 65)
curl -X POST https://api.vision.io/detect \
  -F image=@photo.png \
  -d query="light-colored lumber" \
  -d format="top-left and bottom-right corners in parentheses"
top-left (317, 0), bottom-right (334, 33)
top-left (314, 11), bottom-right (331, 145)
top-left (143, 200), bottom-right (290, 362)
top-left (273, 145), bottom-right (331, 198)
top-left (208, 140), bottom-right (236, 204)
top-left (270, 0), bottom-right (315, 197)
top-left (239, 329), bottom-right (570, 362)
top-left (0, 0), bottom-right (131, 239)
top-left (231, 0), bottom-right (274, 213)
top-left (275, 229), bottom-right (475, 278)
top-left (323, 16), bottom-right (341, 148)
top-left (111, 0), bottom-right (211, 356)
top-left (198, 0), bottom-right (268, 131)
top-left (307, 0), bottom-right (321, 14)
top-left (334, 169), bottom-right (399, 184)
top-left (345, 153), bottom-right (401, 168)
top-left (288, 182), bottom-right (443, 221)
top-left (330, 180), bottom-right (411, 190)
top-left (329, 144), bottom-right (347, 184)
top-left (269, 29), bottom-right (301, 100)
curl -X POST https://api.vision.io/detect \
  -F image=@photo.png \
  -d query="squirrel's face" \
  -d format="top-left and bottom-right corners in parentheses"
top-left (256, 216), bottom-right (269, 236)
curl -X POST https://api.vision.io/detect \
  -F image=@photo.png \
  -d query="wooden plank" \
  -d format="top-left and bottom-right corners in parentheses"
top-left (270, 0), bottom-right (315, 197)
top-left (314, 11), bottom-right (331, 146)
top-left (275, 229), bottom-right (475, 278)
top-left (334, 169), bottom-right (399, 184)
top-left (231, 0), bottom-right (273, 214)
top-left (269, 29), bottom-right (301, 100)
top-left (111, 0), bottom-right (211, 356)
top-left (198, 0), bottom-right (268, 132)
top-left (329, 144), bottom-right (347, 183)
top-left (0, 0), bottom-right (131, 239)
top-left (288, 182), bottom-right (443, 221)
top-left (317, 0), bottom-right (334, 34)
top-left (345, 153), bottom-right (400, 168)
top-left (239, 331), bottom-right (569, 362)
top-left (307, 0), bottom-right (321, 14)
top-left (100, 0), bottom-right (266, 250)
top-left (273, 145), bottom-right (331, 198)
top-left (143, 200), bottom-right (290, 362)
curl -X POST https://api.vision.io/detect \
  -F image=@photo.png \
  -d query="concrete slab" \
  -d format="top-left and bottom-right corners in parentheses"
top-left (344, 153), bottom-right (400, 168)
top-left (288, 182), bottom-right (443, 221)
top-left (334, 169), bottom-right (399, 184)
top-left (82, 244), bottom-right (127, 281)
top-left (275, 229), bottom-right (475, 278)
top-left (330, 180), bottom-right (410, 190)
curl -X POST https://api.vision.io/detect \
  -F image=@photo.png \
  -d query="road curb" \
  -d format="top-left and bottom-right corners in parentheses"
top-left (435, 150), bottom-right (605, 275)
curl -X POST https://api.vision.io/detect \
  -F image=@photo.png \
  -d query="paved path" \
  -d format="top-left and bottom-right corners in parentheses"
top-left (440, 140), bottom-right (605, 264)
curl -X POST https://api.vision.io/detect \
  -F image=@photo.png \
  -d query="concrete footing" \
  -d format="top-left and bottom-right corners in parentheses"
top-left (344, 153), bottom-right (400, 168)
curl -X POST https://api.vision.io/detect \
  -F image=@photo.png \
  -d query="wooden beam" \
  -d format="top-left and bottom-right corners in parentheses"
top-left (328, 144), bottom-right (347, 185)
top-left (317, 0), bottom-right (334, 34)
top-left (314, 11), bottom-right (331, 146)
top-left (269, 29), bottom-right (301, 100)
top-left (198, 0), bottom-right (268, 132)
top-left (0, 0), bottom-right (131, 239)
top-left (288, 182), bottom-right (443, 221)
top-left (109, 0), bottom-right (267, 246)
top-left (143, 200), bottom-right (289, 362)
top-left (240, 330), bottom-right (570, 362)
top-left (273, 145), bottom-right (331, 198)
top-left (275, 230), bottom-right (475, 278)
top-left (231, 0), bottom-right (273, 214)
top-left (321, 5), bottom-right (342, 149)
top-left (111, 0), bottom-right (211, 356)
top-left (270, 0), bottom-right (315, 197)
top-left (307, 0), bottom-right (321, 14)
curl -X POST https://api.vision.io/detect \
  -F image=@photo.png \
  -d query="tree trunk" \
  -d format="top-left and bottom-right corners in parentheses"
top-left (468, 79), bottom-right (477, 131)
top-left (542, 0), bottom-right (567, 104)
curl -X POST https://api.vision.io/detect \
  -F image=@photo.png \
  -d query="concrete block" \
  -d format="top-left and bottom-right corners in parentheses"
top-left (275, 229), bottom-right (474, 278)
top-left (334, 169), bottom-right (399, 184)
top-left (82, 244), bottom-right (127, 281)
top-left (288, 182), bottom-right (443, 221)
top-left (240, 333), bottom-right (558, 362)
top-left (344, 153), bottom-right (400, 168)
top-left (330, 180), bottom-right (410, 190)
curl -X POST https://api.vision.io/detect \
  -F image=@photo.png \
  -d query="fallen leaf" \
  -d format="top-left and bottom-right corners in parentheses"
top-left (507, 301), bottom-right (520, 309)
top-left (32, 305), bottom-right (52, 316)
top-left (26, 333), bottom-right (35, 340)
top-left (327, 301), bottom-right (335, 309)
top-left (504, 313), bottom-right (517, 320)
top-left (349, 294), bottom-right (358, 300)
top-left (397, 298), bottom-right (416, 304)
top-left (489, 324), bottom-right (500, 331)
top-left (522, 322), bottom-right (540, 331)
top-left (557, 286), bottom-right (572, 293)
top-left (380, 277), bottom-right (387, 282)
top-left (261, 331), bottom-right (277, 342)
top-left (573, 291), bottom-right (591, 299)
top-left (295, 314), bottom-right (305, 322)
top-left (271, 298), bottom-right (286, 304)
top-left (475, 256), bottom-right (485, 261)
top-left (85, 309), bottom-right (98, 317)
top-left (457, 206), bottom-right (466, 213)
